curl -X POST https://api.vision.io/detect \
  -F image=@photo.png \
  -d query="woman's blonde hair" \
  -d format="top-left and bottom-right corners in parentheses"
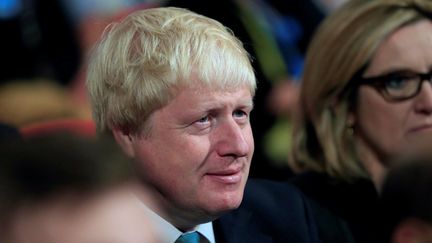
top-left (86, 7), bottom-right (256, 135)
top-left (290, 0), bottom-right (432, 180)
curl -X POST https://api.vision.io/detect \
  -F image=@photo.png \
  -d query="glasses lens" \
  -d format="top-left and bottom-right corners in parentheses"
top-left (384, 73), bottom-right (420, 99)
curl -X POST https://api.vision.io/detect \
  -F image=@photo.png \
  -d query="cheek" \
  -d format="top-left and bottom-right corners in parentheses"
top-left (355, 89), bottom-right (409, 154)
top-left (356, 87), bottom-right (400, 132)
top-left (245, 126), bottom-right (255, 154)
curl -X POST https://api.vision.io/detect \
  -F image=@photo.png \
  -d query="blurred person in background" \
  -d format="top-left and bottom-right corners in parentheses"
top-left (87, 7), bottom-right (321, 242)
top-left (0, 0), bottom-right (81, 85)
top-left (59, 0), bottom-right (163, 107)
top-left (0, 79), bottom-right (87, 127)
top-left (0, 0), bottom-right (91, 129)
top-left (0, 0), bottom-right (158, 130)
top-left (0, 134), bottom-right (160, 243)
top-left (289, 0), bottom-right (432, 242)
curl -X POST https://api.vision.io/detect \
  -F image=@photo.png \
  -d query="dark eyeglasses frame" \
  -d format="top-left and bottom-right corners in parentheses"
top-left (352, 69), bottom-right (432, 102)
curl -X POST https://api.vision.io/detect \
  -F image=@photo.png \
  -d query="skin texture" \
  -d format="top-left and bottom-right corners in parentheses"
top-left (114, 84), bottom-right (254, 230)
top-left (351, 20), bottom-right (432, 187)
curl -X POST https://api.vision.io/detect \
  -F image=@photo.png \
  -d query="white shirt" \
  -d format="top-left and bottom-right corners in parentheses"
top-left (135, 196), bottom-right (216, 243)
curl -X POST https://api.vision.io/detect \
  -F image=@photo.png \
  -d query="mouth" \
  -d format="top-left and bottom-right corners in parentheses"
top-left (409, 124), bottom-right (432, 133)
top-left (205, 167), bottom-right (243, 184)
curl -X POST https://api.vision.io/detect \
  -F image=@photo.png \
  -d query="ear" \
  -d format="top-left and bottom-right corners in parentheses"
top-left (347, 111), bottom-right (356, 128)
top-left (112, 127), bottom-right (136, 158)
top-left (330, 95), bottom-right (356, 128)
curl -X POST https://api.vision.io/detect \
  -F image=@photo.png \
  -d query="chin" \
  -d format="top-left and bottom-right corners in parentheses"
top-left (208, 191), bottom-right (244, 214)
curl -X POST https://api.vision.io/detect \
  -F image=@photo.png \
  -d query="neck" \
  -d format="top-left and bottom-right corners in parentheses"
top-left (132, 182), bottom-right (213, 232)
top-left (355, 136), bottom-right (388, 192)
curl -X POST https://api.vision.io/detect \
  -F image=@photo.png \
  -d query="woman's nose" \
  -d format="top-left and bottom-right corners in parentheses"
top-left (414, 81), bottom-right (432, 114)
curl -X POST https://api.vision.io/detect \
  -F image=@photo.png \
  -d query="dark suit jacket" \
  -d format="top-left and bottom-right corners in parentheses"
top-left (213, 179), bottom-right (321, 243)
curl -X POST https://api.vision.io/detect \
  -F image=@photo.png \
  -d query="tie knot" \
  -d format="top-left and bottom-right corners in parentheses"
top-left (175, 231), bottom-right (201, 243)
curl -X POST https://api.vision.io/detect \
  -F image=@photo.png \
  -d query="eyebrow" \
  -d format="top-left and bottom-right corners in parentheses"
top-left (364, 67), bottom-right (425, 78)
top-left (205, 100), bottom-right (254, 112)
top-left (240, 99), bottom-right (254, 108)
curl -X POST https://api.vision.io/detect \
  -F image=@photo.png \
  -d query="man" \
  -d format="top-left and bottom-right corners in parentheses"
top-left (0, 134), bottom-right (159, 243)
top-left (87, 7), bottom-right (319, 242)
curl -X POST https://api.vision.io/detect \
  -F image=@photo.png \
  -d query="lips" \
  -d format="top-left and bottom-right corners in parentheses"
top-left (205, 166), bottom-right (243, 184)
top-left (409, 124), bottom-right (432, 133)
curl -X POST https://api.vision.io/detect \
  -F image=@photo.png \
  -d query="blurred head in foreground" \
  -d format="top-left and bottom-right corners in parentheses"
top-left (0, 134), bottom-right (159, 243)
top-left (381, 136), bottom-right (432, 243)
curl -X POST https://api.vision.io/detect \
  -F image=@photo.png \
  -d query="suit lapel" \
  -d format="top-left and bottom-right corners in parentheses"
top-left (213, 207), bottom-right (273, 243)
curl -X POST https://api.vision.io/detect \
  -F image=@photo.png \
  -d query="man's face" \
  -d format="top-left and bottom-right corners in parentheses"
top-left (123, 85), bottom-right (254, 228)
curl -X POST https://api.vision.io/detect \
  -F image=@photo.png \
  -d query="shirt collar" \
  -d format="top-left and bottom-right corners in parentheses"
top-left (135, 195), bottom-right (215, 243)
top-left (195, 222), bottom-right (215, 243)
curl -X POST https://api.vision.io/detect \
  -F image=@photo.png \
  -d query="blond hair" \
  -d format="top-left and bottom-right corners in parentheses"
top-left (86, 7), bottom-right (256, 135)
top-left (290, 0), bottom-right (432, 180)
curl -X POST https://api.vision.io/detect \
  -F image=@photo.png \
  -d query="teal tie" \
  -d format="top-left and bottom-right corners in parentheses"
top-left (175, 231), bottom-right (200, 243)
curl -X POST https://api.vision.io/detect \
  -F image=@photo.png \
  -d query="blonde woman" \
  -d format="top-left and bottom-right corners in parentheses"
top-left (289, 0), bottom-right (432, 242)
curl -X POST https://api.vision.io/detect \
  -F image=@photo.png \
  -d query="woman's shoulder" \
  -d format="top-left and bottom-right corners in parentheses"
top-left (290, 171), bottom-right (378, 207)
top-left (290, 171), bottom-right (383, 243)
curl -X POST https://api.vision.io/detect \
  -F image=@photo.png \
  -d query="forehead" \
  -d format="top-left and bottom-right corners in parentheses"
top-left (171, 84), bottom-right (253, 105)
top-left (365, 19), bottom-right (432, 75)
top-left (178, 69), bottom-right (256, 96)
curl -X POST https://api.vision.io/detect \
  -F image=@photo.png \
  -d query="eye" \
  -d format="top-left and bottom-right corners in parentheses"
top-left (384, 73), bottom-right (416, 90)
top-left (233, 110), bottom-right (250, 125)
top-left (196, 115), bottom-right (210, 124)
top-left (233, 109), bottom-right (247, 118)
top-left (189, 115), bottom-right (212, 133)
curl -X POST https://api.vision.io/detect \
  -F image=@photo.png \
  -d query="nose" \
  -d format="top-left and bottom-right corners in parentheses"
top-left (215, 119), bottom-right (252, 158)
top-left (414, 81), bottom-right (432, 114)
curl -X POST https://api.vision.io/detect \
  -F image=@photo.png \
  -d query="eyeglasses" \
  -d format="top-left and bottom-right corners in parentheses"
top-left (357, 70), bottom-right (432, 101)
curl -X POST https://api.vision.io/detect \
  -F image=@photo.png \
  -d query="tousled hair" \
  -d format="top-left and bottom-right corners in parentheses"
top-left (86, 7), bottom-right (256, 135)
